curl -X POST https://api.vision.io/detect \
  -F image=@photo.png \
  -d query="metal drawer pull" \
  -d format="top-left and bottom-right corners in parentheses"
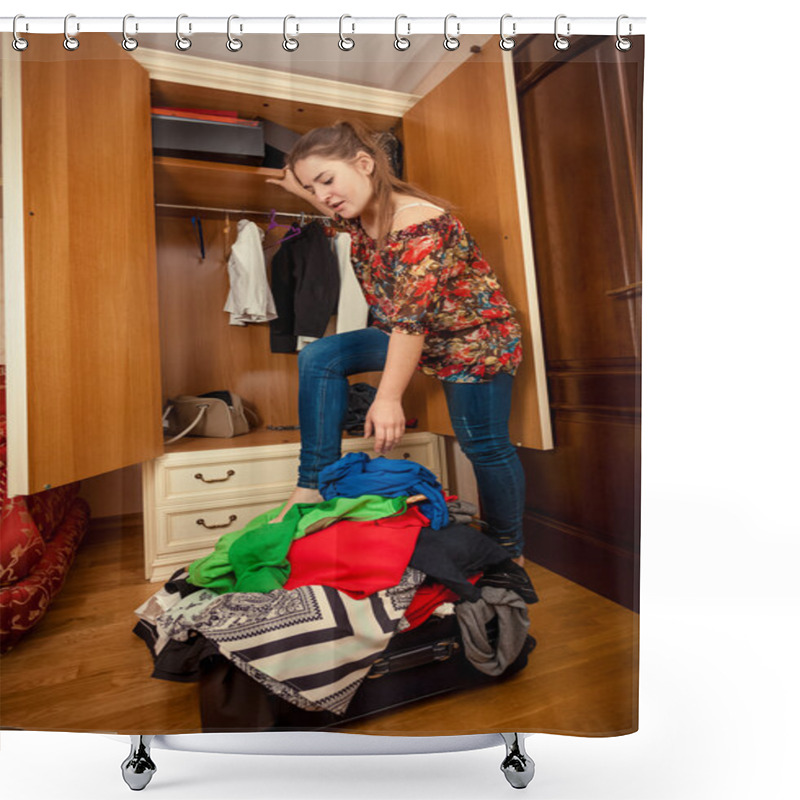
top-left (196, 515), bottom-right (237, 530)
top-left (194, 469), bottom-right (235, 484)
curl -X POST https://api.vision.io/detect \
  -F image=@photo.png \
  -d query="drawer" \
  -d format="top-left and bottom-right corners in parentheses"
top-left (147, 495), bottom-right (285, 582)
top-left (157, 451), bottom-right (298, 503)
top-left (163, 497), bottom-right (274, 548)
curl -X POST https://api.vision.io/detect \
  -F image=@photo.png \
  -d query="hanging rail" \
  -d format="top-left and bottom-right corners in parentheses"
top-left (155, 203), bottom-right (329, 222)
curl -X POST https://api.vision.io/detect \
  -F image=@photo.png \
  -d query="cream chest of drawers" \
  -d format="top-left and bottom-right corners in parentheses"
top-left (142, 431), bottom-right (448, 582)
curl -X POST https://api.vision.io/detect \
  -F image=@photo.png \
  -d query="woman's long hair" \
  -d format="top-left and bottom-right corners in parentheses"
top-left (286, 120), bottom-right (450, 245)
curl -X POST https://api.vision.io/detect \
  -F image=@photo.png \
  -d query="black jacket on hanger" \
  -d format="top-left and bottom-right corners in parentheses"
top-left (269, 220), bottom-right (340, 353)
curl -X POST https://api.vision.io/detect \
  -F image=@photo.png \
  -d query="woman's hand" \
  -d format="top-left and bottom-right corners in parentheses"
top-left (266, 169), bottom-right (331, 216)
top-left (265, 168), bottom-right (306, 198)
top-left (363, 397), bottom-right (406, 455)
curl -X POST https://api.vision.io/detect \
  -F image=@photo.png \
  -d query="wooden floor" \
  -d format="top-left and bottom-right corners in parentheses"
top-left (0, 517), bottom-right (638, 736)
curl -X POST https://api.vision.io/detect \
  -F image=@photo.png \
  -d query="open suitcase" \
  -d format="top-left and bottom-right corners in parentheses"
top-left (199, 610), bottom-right (537, 731)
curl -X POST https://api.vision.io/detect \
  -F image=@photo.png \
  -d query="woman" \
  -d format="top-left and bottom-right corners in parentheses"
top-left (267, 121), bottom-right (526, 566)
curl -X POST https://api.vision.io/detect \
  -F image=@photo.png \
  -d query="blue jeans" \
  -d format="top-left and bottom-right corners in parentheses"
top-left (296, 327), bottom-right (526, 557)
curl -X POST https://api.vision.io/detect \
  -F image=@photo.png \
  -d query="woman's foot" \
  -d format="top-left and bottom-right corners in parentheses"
top-left (270, 486), bottom-right (324, 523)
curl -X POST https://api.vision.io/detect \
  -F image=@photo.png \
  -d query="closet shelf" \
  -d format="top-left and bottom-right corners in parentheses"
top-left (153, 157), bottom-right (314, 218)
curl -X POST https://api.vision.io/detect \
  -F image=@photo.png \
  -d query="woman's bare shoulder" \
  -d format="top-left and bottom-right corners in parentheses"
top-left (391, 196), bottom-right (447, 232)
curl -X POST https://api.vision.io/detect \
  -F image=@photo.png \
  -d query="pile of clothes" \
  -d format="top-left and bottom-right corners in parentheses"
top-left (133, 452), bottom-right (537, 717)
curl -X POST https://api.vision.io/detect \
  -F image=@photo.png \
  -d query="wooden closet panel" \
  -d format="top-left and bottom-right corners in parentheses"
top-left (402, 41), bottom-right (551, 450)
top-left (18, 34), bottom-right (162, 492)
top-left (513, 36), bottom-right (643, 609)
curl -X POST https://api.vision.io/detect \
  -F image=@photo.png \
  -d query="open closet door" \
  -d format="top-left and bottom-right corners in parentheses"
top-left (2, 33), bottom-right (162, 495)
top-left (401, 39), bottom-right (552, 450)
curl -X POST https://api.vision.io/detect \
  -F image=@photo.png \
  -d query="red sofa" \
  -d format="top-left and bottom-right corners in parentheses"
top-left (0, 368), bottom-right (90, 654)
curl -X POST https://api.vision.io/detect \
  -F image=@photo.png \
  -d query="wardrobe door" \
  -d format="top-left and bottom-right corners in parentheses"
top-left (2, 34), bottom-right (162, 495)
top-left (401, 38), bottom-right (552, 450)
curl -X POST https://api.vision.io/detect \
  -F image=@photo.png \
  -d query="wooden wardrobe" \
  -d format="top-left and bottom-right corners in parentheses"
top-left (2, 33), bottom-right (552, 580)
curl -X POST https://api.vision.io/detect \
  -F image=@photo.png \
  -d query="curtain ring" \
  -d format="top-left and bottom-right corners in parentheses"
top-left (499, 14), bottom-right (516, 50)
top-left (63, 14), bottom-right (79, 51)
top-left (443, 14), bottom-right (460, 51)
top-left (12, 15), bottom-right (29, 51)
top-left (121, 14), bottom-right (138, 51)
top-left (176, 14), bottom-right (192, 51)
top-left (227, 15), bottom-right (243, 51)
top-left (394, 15), bottom-right (410, 51)
top-left (339, 15), bottom-right (355, 51)
top-left (283, 15), bottom-right (299, 51)
top-left (554, 14), bottom-right (570, 51)
top-left (616, 15), bottom-right (632, 51)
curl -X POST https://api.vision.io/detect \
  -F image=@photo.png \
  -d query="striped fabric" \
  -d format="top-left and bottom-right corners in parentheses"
top-left (136, 567), bottom-right (424, 715)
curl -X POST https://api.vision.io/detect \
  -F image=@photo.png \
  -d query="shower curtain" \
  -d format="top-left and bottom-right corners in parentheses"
top-left (0, 20), bottom-right (643, 748)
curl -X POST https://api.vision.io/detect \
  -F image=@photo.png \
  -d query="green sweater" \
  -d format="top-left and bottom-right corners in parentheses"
top-left (187, 494), bottom-right (408, 594)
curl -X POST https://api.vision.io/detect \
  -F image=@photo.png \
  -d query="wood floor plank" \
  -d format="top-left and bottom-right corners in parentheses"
top-left (0, 517), bottom-right (638, 735)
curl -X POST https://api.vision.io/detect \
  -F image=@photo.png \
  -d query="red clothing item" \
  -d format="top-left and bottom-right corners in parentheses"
top-left (284, 505), bottom-right (429, 599)
top-left (401, 574), bottom-right (481, 632)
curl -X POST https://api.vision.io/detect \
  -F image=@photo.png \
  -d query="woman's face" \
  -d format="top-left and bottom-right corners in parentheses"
top-left (293, 152), bottom-right (375, 218)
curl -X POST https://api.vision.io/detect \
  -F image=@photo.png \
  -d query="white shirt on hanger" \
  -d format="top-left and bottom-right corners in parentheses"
top-left (224, 219), bottom-right (278, 326)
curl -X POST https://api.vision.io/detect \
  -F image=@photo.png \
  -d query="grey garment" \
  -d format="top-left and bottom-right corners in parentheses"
top-left (446, 498), bottom-right (480, 526)
top-left (455, 586), bottom-right (530, 676)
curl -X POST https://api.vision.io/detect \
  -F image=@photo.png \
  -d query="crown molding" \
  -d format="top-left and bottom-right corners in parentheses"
top-left (131, 48), bottom-right (420, 118)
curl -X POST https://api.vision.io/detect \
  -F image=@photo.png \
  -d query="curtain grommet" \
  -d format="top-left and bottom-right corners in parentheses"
top-left (338, 14), bottom-right (355, 51)
top-left (226, 15), bottom-right (243, 52)
top-left (443, 14), bottom-right (460, 51)
top-left (12, 15), bottom-right (29, 51)
top-left (616, 15), bottom-right (633, 51)
top-left (283, 15), bottom-right (299, 51)
top-left (63, 14), bottom-right (79, 51)
top-left (121, 14), bottom-right (138, 51)
top-left (394, 15), bottom-right (410, 51)
top-left (554, 14), bottom-right (571, 51)
top-left (175, 14), bottom-right (192, 51)
top-left (499, 14), bottom-right (516, 50)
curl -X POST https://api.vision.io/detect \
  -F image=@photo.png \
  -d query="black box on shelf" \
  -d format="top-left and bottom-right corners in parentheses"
top-left (152, 115), bottom-right (266, 167)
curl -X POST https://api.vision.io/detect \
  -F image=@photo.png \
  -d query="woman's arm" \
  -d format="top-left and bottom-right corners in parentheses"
top-left (364, 330), bottom-right (425, 455)
top-left (266, 169), bottom-right (331, 216)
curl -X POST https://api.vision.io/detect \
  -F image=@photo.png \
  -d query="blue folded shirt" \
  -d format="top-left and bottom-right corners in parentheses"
top-left (318, 451), bottom-right (449, 530)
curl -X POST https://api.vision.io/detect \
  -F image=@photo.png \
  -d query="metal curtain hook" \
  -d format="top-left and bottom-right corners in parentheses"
top-left (394, 15), bottom-right (410, 51)
top-left (12, 14), bottom-right (29, 51)
top-left (616, 14), bottom-right (632, 51)
top-left (554, 14), bottom-right (570, 51)
top-left (227, 15), bottom-right (243, 51)
top-left (176, 14), bottom-right (192, 51)
top-left (64, 14), bottom-right (79, 51)
top-left (121, 14), bottom-right (138, 51)
top-left (499, 14), bottom-right (516, 50)
top-left (339, 15), bottom-right (355, 50)
top-left (283, 15), bottom-right (299, 51)
top-left (443, 14), bottom-right (460, 51)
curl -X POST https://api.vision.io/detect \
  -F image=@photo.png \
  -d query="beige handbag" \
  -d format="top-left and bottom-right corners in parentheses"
top-left (163, 391), bottom-right (256, 444)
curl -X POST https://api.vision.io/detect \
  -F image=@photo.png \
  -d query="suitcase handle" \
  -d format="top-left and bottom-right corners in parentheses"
top-left (367, 639), bottom-right (459, 679)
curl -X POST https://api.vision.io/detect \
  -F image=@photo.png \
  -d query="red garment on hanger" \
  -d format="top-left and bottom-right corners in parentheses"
top-left (283, 505), bottom-right (430, 599)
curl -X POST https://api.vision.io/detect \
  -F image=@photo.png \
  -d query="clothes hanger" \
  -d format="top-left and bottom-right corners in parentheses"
top-left (190, 215), bottom-right (205, 260)
top-left (264, 208), bottom-right (303, 246)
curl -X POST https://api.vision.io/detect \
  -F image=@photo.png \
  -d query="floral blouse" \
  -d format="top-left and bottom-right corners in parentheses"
top-left (331, 213), bottom-right (523, 383)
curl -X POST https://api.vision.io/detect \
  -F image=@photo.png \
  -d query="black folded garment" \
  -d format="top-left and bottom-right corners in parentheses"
top-left (409, 523), bottom-right (513, 602)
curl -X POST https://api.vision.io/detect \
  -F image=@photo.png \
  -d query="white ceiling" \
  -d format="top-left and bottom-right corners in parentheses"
top-left (132, 33), bottom-right (493, 96)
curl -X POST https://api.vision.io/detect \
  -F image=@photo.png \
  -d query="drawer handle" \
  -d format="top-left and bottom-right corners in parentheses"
top-left (403, 452), bottom-right (411, 459)
top-left (196, 515), bottom-right (238, 530)
top-left (194, 469), bottom-right (235, 484)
